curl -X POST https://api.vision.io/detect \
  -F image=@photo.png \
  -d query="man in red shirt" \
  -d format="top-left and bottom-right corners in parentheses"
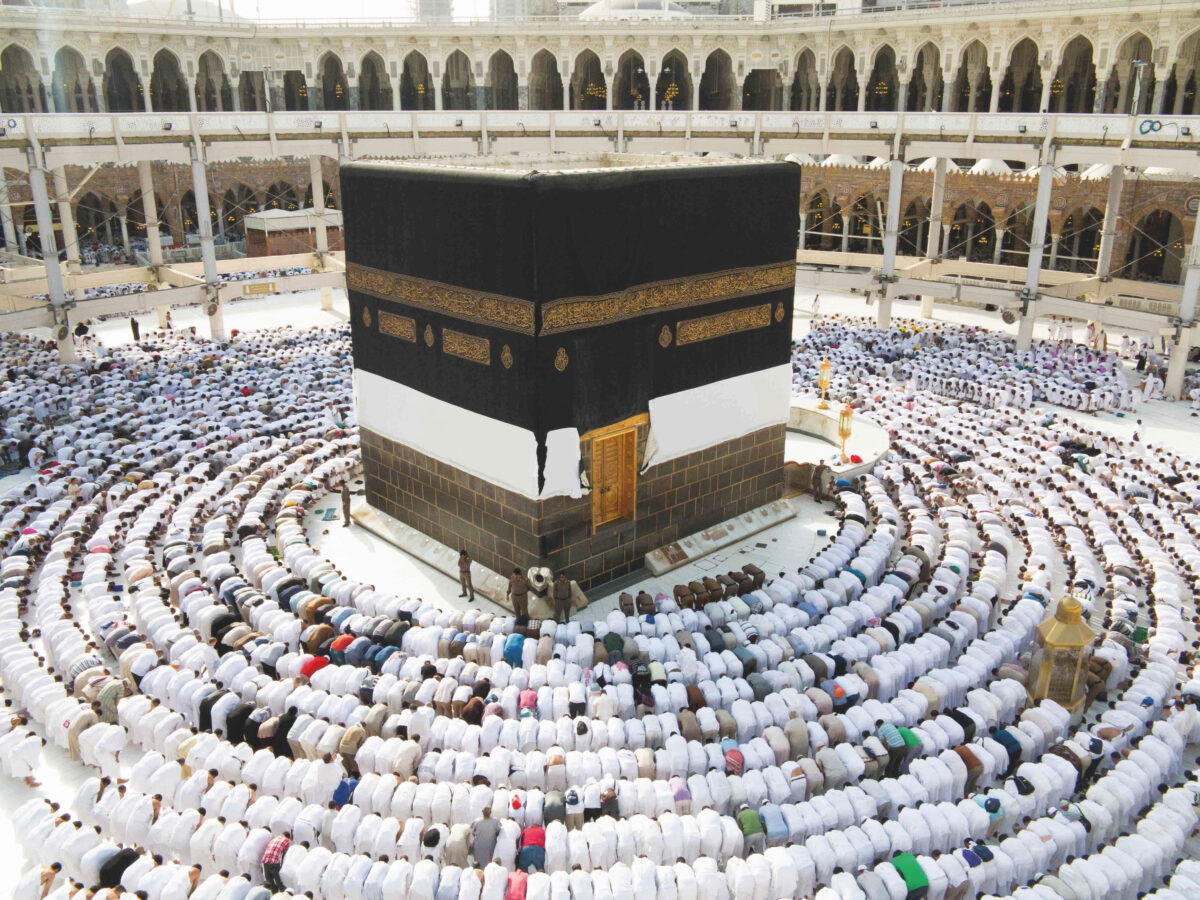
top-left (260, 831), bottom-right (291, 892)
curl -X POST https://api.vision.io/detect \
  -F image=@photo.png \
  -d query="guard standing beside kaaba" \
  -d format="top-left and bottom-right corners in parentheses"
top-left (508, 568), bottom-right (530, 617)
top-left (552, 572), bottom-right (572, 622)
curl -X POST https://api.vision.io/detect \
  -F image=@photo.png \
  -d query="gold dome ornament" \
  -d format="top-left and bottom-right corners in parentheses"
top-left (362, 306), bottom-right (373, 328)
top-left (424, 325), bottom-right (435, 347)
top-left (658, 325), bottom-right (673, 348)
top-left (554, 347), bottom-right (569, 372)
top-left (500, 345), bottom-right (513, 369)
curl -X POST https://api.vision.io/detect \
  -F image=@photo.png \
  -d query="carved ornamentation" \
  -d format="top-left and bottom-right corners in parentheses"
top-left (774, 302), bottom-right (785, 323)
top-left (378, 310), bottom-right (416, 341)
top-left (361, 305), bottom-right (373, 328)
top-left (676, 303), bottom-right (773, 346)
top-left (424, 324), bottom-right (435, 347)
top-left (500, 344), bottom-right (514, 369)
top-left (554, 347), bottom-right (569, 372)
top-left (658, 324), bottom-right (673, 348)
top-left (443, 328), bottom-right (491, 365)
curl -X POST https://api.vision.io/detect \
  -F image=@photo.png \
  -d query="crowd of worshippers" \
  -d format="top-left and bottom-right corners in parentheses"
top-left (791, 316), bottom-right (1162, 413)
top-left (0, 315), bottom-right (1197, 898)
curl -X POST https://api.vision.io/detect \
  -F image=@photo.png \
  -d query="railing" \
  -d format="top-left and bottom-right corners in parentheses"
top-left (5, 110), bottom-right (1198, 149)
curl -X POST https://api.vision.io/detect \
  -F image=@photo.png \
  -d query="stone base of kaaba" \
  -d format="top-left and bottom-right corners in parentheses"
top-left (361, 423), bottom-right (786, 591)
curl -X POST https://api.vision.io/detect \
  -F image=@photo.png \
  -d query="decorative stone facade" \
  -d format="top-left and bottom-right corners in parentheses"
top-left (361, 423), bottom-right (784, 589)
top-left (0, 0), bottom-right (1197, 117)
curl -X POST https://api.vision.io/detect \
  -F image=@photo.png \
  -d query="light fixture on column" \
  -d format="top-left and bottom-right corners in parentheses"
top-left (1018, 124), bottom-right (1027, 134)
top-left (163, 122), bottom-right (173, 131)
top-left (593, 118), bottom-right (602, 127)
top-left (729, 118), bottom-right (738, 128)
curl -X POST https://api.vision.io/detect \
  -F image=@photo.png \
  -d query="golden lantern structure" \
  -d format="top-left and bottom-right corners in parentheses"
top-left (837, 402), bottom-right (854, 463)
top-left (1026, 595), bottom-right (1096, 722)
top-left (817, 357), bottom-right (832, 409)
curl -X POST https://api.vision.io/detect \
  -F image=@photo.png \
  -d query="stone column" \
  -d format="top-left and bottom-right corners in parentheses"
top-left (138, 161), bottom-right (164, 268)
top-left (880, 158), bottom-right (904, 280)
top-left (798, 211), bottom-right (807, 249)
top-left (1174, 68), bottom-right (1193, 114)
top-left (840, 214), bottom-right (850, 253)
top-left (93, 79), bottom-right (105, 113)
top-left (118, 215), bottom-right (131, 256)
top-left (1180, 227), bottom-right (1200, 325)
top-left (27, 149), bottom-right (75, 363)
top-left (190, 143), bottom-right (225, 340)
top-left (989, 78), bottom-right (1001, 113)
top-left (1166, 326), bottom-right (1193, 399)
top-left (927, 157), bottom-right (946, 261)
top-left (1016, 299), bottom-right (1038, 352)
top-left (51, 168), bottom-right (82, 275)
top-left (941, 76), bottom-right (954, 111)
top-left (309, 154), bottom-right (329, 257)
top-left (993, 229), bottom-right (1005, 264)
top-left (1152, 73), bottom-right (1167, 114)
top-left (1095, 165), bottom-right (1124, 279)
top-left (1048, 233), bottom-right (1060, 270)
top-left (434, 81), bottom-right (444, 111)
top-left (1039, 67), bottom-right (1053, 112)
top-left (141, 77), bottom-right (153, 112)
top-left (187, 78), bottom-right (198, 113)
top-left (1017, 159), bottom-right (1055, 351)
top-left (517, 78), bottom-right (529, 110)
top-left (0, 177), bottom-right (19, 257)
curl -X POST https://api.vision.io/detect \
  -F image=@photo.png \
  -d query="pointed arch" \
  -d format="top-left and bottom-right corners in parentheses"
top-left (571, 49), bottom-right (606, 110)
top-left (656, 49), bottom-right (691, 110)
top-left (0, 43), bottom-right (47, 113)
top-left (803, 191), bottom-right (843, 251)
top-left (1120, 209), bottom-right (1184, 282)
top-left (1103, 31), bottom-right (1154, 114)
top-left (951, 39), bottom-right (991, 112)
top-left (866, 44), bottom-right (898, 111)
top-left (907, 43), bottom-right (943, 111)
top-left (358, 51), bottom-right (392, 110)
top-left (486, 50), bottom-right (518, 110)
top-left (195, 50), bottom-right (232, 112)
top-left (149, 48), bottom-right (188, 112)
top-left (1052, 35), bottom-right (1096, 113)
top-left (999, 37), bottom-right (1041, 112)
top-left (401, 51), bottom-right (433, 110)
top-left (52, 45), bottom-right (97, 113)
top-left (702, 49), bottom-right (737, 111)
top-left (528, 49), bottom-right (563, 111)
top-left (1163, 30), bottom-right (1200, 115)
top-left (103, 47), bottom-right (143, 112)
top-left (826, 46), bottom-right (858, 111)
top-left (613, 50), bottom-right (649, 110)
top-left (442, 49), bottom-right (475, 110)
top-left (790, 48), bottom-right (818, 110)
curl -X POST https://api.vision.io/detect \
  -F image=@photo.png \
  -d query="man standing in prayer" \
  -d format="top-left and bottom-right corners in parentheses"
top-left (341, 483), bottom-right (351, 527)
top-left (260, 831), bottom-right (291, 892)
top-left (471, 805), bottom-right (500, 866)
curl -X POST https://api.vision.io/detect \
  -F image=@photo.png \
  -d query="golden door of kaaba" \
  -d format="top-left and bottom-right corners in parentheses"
top-left (592, 427), bottom-right (636, 529)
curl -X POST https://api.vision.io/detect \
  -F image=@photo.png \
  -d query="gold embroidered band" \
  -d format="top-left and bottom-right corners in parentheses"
top-left (377, 310), bottom-right (416, 342)
top-left (443, 328), bottom-right (491, 365)
top-left (348, 264), bottom-right (536, 335)
top-left (539, 262), bottom-right (794, 335)
top-left (675, 303), bottom-right (773, 346)
top-left (347, 261), bottom-right (794, 337)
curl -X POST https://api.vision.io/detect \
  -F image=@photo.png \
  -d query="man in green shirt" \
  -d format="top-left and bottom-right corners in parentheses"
top-left (891, 851), bottom-right (929, 899)
top-left (736, 804), bottom-right (765, 856)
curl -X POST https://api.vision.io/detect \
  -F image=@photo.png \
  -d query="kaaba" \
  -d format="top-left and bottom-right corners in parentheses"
top-left (345, 154), bottom-right (799, 591)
